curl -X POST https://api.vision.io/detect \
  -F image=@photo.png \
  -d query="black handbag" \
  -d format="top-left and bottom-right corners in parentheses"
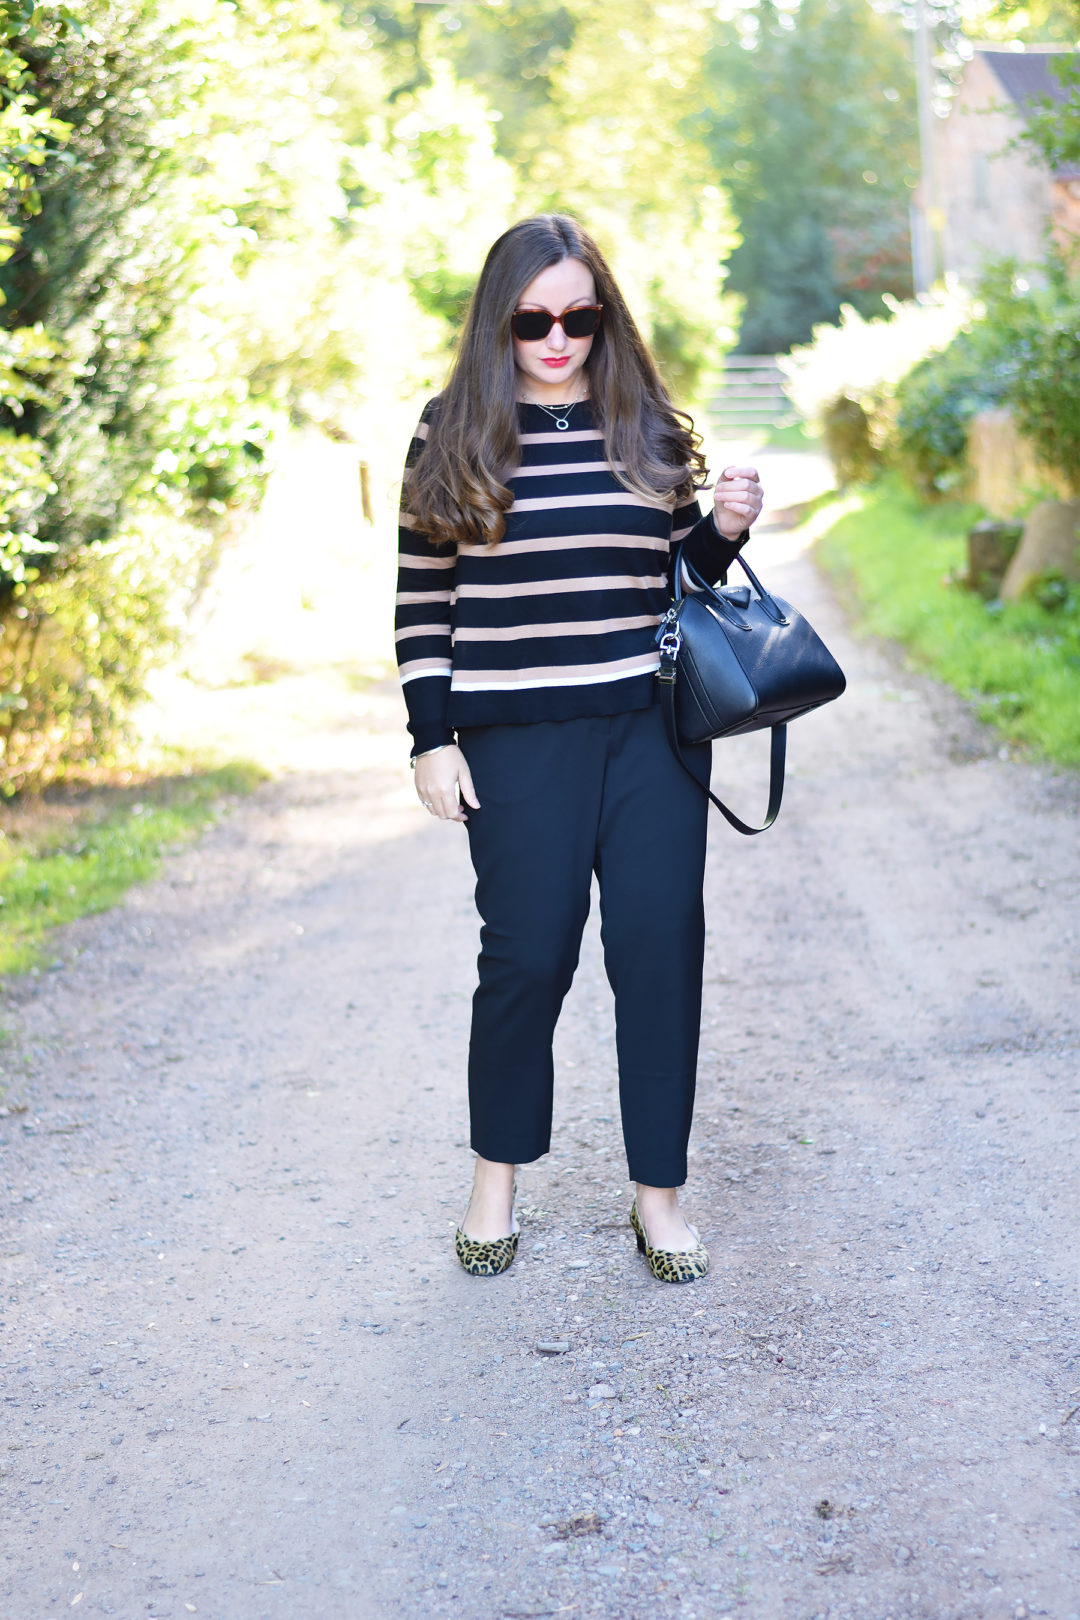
top-left (656, 548), bottom-right (846, 835)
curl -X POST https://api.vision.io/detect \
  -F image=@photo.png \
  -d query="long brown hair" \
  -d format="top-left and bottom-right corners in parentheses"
top-left (407, 214), bottom-right (707, 548)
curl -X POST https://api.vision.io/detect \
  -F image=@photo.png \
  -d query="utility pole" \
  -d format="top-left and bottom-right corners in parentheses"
top-left (912, 0), bottom-right (943, 293)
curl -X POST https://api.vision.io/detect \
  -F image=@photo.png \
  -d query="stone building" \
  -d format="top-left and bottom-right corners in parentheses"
top-left (935, 45), bottom-right (1080, 282)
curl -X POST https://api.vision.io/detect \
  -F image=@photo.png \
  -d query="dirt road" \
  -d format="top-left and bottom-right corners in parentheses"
top-left (2, 489), bottom-right (1079, 1620)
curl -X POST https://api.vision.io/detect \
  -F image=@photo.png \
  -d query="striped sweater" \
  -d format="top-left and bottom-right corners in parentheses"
top-left (394, 400), bottom-right (744, 754)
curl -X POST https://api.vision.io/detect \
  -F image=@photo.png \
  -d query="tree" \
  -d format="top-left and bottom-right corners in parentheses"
top-left (525, 0), bottom-right (738, 402)
top-left (0, 0), bottom-right (391, 789)
top-left (0, 0), bottom-right (282, 593)
top-left (696, 0), bottom-right (920, 353)
top-left (334, 0), bottom-right (739, 405)
top-left (968, 0), bottom-right (1080, 171)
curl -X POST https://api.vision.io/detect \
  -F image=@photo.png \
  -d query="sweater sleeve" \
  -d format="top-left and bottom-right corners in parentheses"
top-left (394, 404), bottom-right (457, 757)
top-left (669, 495), bottom-right (748, 588)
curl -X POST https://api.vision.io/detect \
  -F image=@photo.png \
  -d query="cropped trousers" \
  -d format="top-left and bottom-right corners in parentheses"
top-left (458, 701), bottom-right (711, 1188)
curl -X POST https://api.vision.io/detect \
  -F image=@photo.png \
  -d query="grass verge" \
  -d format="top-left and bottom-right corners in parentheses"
top-left (819, 476), bottom-right (1080, 768)
top-left (0, 761), bottom-right (266, 978)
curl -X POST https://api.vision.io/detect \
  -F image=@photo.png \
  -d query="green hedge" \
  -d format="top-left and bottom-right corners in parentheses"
top-left (0, 2), bottom-right (279, 796)
top-left (891, 326), bottom-right (1013, 498)
top-left (889, 260), bottom-right (1080, 503)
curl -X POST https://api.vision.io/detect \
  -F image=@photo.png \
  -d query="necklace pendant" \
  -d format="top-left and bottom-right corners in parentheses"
top-left (528, 396), bottom-right (580, 431)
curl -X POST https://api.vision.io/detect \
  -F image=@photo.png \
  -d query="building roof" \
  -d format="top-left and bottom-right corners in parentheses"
top-left (972, 46), bottom-right (1080, 179)
top-left (978, 46), bottom-right (1078, 114)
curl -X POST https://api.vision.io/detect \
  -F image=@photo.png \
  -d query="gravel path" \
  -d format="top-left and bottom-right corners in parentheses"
top-left (2, 507), bottom-right (1079, 1620)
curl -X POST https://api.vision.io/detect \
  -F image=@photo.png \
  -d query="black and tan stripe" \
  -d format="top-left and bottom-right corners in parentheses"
top-left (395, 400), bottom-right (742, 754)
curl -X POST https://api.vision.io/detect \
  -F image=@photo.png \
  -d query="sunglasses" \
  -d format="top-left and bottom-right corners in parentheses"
top-left (510, 304), bottom-right (603, 342)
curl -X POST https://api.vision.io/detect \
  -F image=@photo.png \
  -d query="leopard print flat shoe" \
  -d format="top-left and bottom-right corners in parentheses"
top-left (630, 1199), bottom-right (709, 1284)
top-left (454, 1225), bottom-right (519, 1276)
top-left (454, 1197), bottom-right (520, 1277)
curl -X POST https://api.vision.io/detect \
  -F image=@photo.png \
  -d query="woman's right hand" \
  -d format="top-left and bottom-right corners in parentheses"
top-left (413, 744), bottom-right (480, 823)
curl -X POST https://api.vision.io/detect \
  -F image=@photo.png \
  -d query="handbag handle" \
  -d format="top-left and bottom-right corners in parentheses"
top-left (677, 549), bottom-right (789, 628)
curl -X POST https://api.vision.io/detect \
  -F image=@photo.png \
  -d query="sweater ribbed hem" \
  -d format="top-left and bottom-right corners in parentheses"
top-left (408, 723), bottom-right (456, 758)
top-left (449, 671), bottom-right (657, 732)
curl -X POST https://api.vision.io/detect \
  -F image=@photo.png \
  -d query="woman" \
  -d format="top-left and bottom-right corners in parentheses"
top-left (395, 215), bottom-right (763, 1283)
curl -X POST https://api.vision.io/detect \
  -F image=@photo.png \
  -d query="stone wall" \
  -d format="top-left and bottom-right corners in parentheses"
top-left (966, 408), bottom-right (1072, 519)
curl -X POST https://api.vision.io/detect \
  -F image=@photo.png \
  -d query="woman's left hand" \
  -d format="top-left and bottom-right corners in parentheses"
top-left (713, 465), bottom-right (764, 540)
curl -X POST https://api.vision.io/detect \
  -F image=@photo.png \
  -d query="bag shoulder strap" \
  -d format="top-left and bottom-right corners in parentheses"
top-left (658, 671), bottom-right (787, 836)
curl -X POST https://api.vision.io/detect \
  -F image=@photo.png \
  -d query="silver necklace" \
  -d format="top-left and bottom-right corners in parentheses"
top-left (525, 397), bottom-right (583, 432)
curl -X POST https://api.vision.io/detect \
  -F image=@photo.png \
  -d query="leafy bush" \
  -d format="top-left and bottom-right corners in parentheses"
top-left (1021, 50), bottom-right (1080, 174)
top-left (1000, 283), bottom-right (1080, 493)
top-left (782, 263), bottom-right (1080, 501)
top-left (0, 512), bottom-right (206, 794)
top-left (890, 324), bottom-right (1015, 499)
top-left (778, 289), bottom-right (970, 472)
top-left (821, 395), bottom-right (879, 487)
top-left (1, 3), bottom-right (284, 577)
top-left (889, 259), bottom-right (1080, 501)
top-left (0, 2), bottom-right (288, 794)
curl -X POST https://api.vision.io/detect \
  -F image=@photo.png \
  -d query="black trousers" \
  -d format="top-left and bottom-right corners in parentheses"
top-left (458, 701), bottom-right (711, 1187)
